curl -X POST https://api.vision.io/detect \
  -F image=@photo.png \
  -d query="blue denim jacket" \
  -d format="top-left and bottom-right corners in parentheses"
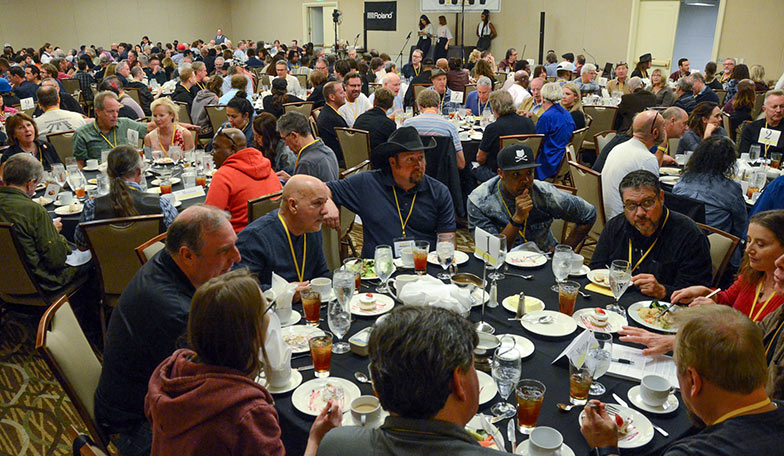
top-left (467, 176), bottom-right (596, 251)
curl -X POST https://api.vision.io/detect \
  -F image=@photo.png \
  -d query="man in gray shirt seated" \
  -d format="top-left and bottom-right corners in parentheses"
top-left (317, 306), bottom-right (507, 456)
top-left (276, 111), bottom-right (339, 183)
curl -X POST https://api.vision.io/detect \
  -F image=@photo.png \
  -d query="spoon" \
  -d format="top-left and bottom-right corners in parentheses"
top-left (557, 403), bottom-right (579, 412)
top-left (354, 371), bottom-right (371, 384)
top-left (522, 315), bottom-right (553, 324)
top-left (505, 272), bottom-right (533, 280)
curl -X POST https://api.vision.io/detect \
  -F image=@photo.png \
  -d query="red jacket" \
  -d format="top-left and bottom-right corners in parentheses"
top-left (205, 147), bottom-right (282, 232)
top-left (145, 349), bottom-right (285, 456)
top-left (715, 277), bottom-right (784, 322)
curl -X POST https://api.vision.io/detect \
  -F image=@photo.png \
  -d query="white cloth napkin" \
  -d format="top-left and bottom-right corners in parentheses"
top-left (510, 241), bottom-right (546, 255)
top-left (270, 272), bottom-right (297, 322)
top-left (262, 311), bottom-right (291, 372)
top-left (398, 276), bottom-right (473, 315)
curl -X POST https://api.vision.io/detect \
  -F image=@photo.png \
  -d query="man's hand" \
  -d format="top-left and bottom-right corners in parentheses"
top-left (671, 285), bottom-right (712, 304)
top-left (631, 273), bottom-right (666, 299)
top-left (580, 400), bottom-right (619, 450)
top-left (661, 154), bottom-right (678, 166)
top-left (518, 110), bottom-right (533, 117)
top-left (618, 326), bottom-right (675, 356)
top-left (323, 198), bottom-right (340, 230)
top-left (292, 281), bottom-right (311, 303)
top-left (181, 122), bottom-right (201, 131)
top-left (276, 170), bottom-right (291, 183)
top-left (513, 189), bottom-right (533, 223)
top-left (53, 217), bottom-right (62, 233)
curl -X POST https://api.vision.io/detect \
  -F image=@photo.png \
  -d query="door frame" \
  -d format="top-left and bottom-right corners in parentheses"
top-left (303, 2), bottom-right (338, 47)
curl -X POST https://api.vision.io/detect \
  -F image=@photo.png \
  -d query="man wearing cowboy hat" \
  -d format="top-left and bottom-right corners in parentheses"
top-left (324, 126), bottom-right (456, 258)
top-left (467, 144), bottom-right (595, 251)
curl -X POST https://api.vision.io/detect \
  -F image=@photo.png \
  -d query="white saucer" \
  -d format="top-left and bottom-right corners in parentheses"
top-left (54, 204), bottom-right (83, 215)
top-left (321, 290), bottom-right (336, 303)
top-left (292, 377), bottom-right (361, 416)
top-left (573, 308), bottom-right (628, 333)
top-left (261, 369), bottom-right (303, 395)
top-left (82, 165), bottom-right (100, 171)
top-left (151, 177), bottom-right (182, 186)
top-left (627, 385), bottom-right (679, 414)
top-left (350, 293), bottom-right (395, 317)
top-left (427, 250), bottom-right (469, 266)
top-left (569, 265), bottom-right (590, 277)
top-left (278, 310), bottom-right (301, 327)
top-left (516, 440), bottom-right (575, 456)
top-left (341, 408), bottom-right (390, 427)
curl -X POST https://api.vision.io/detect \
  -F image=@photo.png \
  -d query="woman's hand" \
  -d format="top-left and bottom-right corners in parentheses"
top-left (671, 285), bottom-right (712, 304)
top-left (304, 400), bottom-right (342, 456)
top-left (618, 326), bottom-right (675, 356)
top-left (689, 296), bottom-right (717, 307)
top-left (704, 122), bottom-right (717, 139)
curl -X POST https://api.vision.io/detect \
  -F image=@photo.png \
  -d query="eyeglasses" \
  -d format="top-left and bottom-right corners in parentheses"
top-left (649, 111), bottom-right (661, 135)
top-left (623, 197), bottom-right (658, 213)
top-left (214, 124), bottom-right (239, 149)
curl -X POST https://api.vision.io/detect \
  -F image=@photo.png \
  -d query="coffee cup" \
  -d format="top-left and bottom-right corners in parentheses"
top-left (311, 277), bottom-right (332, 299)
top-left (86, 159), bottom-right (99, 169)
top-left (350, 395), bottom-right (381, 426)
top-left (640, 374), bottom-right (672, 407)
top-left (268, 364), bottom-right (292, 388)
top-left (570, 253), bottom-right (585, 274)
top-left (389, 274), bottom-right (419, 299)
top-left (57, 192), bottom-right (73, 205)
top-left (528, 426), bottom-right (563, 456)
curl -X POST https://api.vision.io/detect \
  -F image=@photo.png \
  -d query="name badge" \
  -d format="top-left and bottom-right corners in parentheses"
top-left (127, 128), bottom-right (140, 146)
top-left (393, 238), bottom-right (415, 258)
top-left (450, 90), bottom-right (464, 104)
top-left (20, 97), bottom-right (35, 111)
top-left (597, 77), bottom-right (608, 87)
top-left (758, 128), bottom-right (781, 147)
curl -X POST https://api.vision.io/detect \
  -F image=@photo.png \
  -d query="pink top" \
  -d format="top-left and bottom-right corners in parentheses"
top-left (149, 124), bottom-right (188, 154)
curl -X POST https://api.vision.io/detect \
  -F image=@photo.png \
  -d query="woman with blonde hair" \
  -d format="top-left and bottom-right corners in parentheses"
top-left (751, 64), bottom-right (769, 91)
top-left (647, 68), bottom-right (675, 106)
top-left (144, 97), bottom-right (194, 155)
top-left (465, 48), bottom-right (482, 72)
top-left (561, 82), bottom-right (586, 129)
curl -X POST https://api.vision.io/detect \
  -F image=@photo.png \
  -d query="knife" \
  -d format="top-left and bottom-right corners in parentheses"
top-left (479, 414), bottom-right (504, 451)
top-left (297, 364), bottom-right (314, 371)
top-left (612, 393), bottom-right (629, 408)
top-left (507, 418), bottom-right (517, 453)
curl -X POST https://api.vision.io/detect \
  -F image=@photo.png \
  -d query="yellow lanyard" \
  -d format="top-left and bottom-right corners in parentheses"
top-left (278, 213), bottom-right (306, 282)
top-left (766, 318), bottom-right (784, 359)
top-left (478, 97), bottom-right (489, 115)
top-left (94, 122), bottom-right (117, 148)
top-left (764, 120), bottom-right (772, 157)
top-left (328, 104), bottom-right (341, 118)
top-left (392, 187), bottom-right (416, 238)
top-left (346, 100), bottom-right (359, 120)
top-left (628, 209), bottom-right (669, 273)
top-left (749, 281), bottom-right (777, 322)
top-left (438, 94), bottom-right (444, 114)
top-left (496, 180), bottom-right (527, 242)
top-left (711, 398), bottom-right (772, 426)
top-left (414, 65), bottom-right (420, 77)
top-left (196, 81), bottom-right (206, 91)
top-left (295, 138), bottom-right (321, 168)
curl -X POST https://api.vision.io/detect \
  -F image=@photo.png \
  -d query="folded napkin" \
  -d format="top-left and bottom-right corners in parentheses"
top-left (262, 311), bottom-right (292, 372)
top-left (270, 272), bottom-right (297, 322)
top-left (585, 283), bottom-right (614, 297)
top-left (510, 241), bottom-right (546, 255)
top-left (399, 276), bottom-right (473, 316)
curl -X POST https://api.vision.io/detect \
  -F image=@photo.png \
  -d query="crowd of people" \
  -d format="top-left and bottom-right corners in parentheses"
top-left (2, 27), bottom-right (784, 456)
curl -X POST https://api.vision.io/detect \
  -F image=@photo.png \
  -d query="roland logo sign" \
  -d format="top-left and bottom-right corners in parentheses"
top-left (367, 11), bottom-right (394, 19)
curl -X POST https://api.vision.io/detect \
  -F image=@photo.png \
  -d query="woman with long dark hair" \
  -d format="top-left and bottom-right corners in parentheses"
top-left (677, 101), bottom-right (727, 154)
top-left (725, 63), bottom-right (750, 102)
top-left (252, 112), bottom-right (296, 174)
top-left (724, 79), bottom-right (755, 141)
top-left (475, 9), bottom-right (497, 51)
top-left (262, 78), bottom-right (302, 119)
top-left (434, 16), bottom-right (452, 61)
top-left (416, 15), bottom-right (433, 58)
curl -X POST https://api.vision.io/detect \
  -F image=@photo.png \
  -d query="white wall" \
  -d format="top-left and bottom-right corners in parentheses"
top-left (671, 3), bottom-right (720, 75)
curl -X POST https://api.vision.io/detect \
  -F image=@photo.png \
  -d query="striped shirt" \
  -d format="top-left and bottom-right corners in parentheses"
top-left (402, 112), bottom-right (463, 152)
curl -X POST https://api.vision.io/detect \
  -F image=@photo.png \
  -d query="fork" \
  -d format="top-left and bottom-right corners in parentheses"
top-left (605, 405), bottom-right (669, 437)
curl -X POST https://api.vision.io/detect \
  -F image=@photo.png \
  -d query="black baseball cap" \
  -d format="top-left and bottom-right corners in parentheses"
top-left (497, 145), bottom-right (540, 171)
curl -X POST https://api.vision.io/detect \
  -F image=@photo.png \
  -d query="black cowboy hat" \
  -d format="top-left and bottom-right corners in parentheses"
top-left (371, 126), bottom-right (436, 169)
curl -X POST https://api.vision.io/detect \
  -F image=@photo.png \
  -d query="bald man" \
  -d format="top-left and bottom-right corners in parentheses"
top-left (601, 110), bottom-right (665, 218)
top-left (506, 70), bottom-right (532, 108)
top-left (369, 72), bottom-right (405, 114)
top-left (235, 174), bottom-right (331, 290)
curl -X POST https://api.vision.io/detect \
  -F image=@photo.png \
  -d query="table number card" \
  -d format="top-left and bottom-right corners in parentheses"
top-left (20, 97), bottom-right (35, 111)
top-left (474, 227), bottom-right (500, 267)
top-left (552, 330), bottom-right (596, 368)
top-left (758, 128), bottom-right (781, 147)
top-left (597, 77), bottom-right (608, 87)
top-left (450, 90), bottom-right (464, 104)
top-left (173, 185), bottom-right (205, 201)
top-left (127, 128), bottom-right (139, 146)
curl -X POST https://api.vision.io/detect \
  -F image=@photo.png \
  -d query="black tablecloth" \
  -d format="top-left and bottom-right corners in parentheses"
top-left (277, 256), bottom-right (692, 455)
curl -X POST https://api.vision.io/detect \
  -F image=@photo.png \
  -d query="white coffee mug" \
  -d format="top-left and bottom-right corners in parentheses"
top-left (528, 426), bottom-right (563, 456)
top-left (311, 277), bottom-right (332, 299)
top-left (640, 374), bottom-right (672, 407)
top-left (57, 192), bottom-right (73, 205)
top-left (570, 253), bottom-right (585, 274)
top-left (268, 364), bottom-right (292, 388)
top-left (389, 274), bottom-right (419, 299)
top-left (86, 159), bottom-right (99, 168)
top-left (350, 395), bottom-right (381, 427)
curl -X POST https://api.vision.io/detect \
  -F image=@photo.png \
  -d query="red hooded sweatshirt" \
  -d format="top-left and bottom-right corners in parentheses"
top-left (145, 349), bottom-right (285, 456)
top-left (205, 147), bottom-right (282, 233)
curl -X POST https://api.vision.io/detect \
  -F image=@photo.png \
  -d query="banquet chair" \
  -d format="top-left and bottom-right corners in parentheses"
top-left (463, 83), bottom-right (477, 101)
top-left (549, 145), bottom-right (576, 186)
top-left (696, 223), bottom-right (740, 288)
top-left (311, 106), bottom-right (322, 121)
top-left (135, 232), bottom-right (168, 265)
top-left (174, 101), bottom-right (193, 125)
top-left (67, 426), bottom-right (109, 456)
top-left (296, 74), bottom-right (308, 90)
top-left (248, 189), bottom-right (283, 223)
top-left (568, 161), bottom-right (606, 251)
top-left (495, 72), bottom-right (508, 84)
top-left (0, 223), bottom-right (87, 308)
top-left (12, 103), bottom-right (35, 118)
top-left (550, 184), bottom-right (578, 244)
top-left (205, 105), bottom-right (228, 135)
top-left (499, 134), bottom-right (544, 160)
top-left (124, 87), bottom-right (141, 106)
top-left (46, 130), bottom-right (76, 163)
top-left (36, 296), bottom-right (110, 454)
top-left (283, 101), bottom-right (314, 118)
top-left (336, 127), bottom-right (372, 169)
top-left (62, 78), bottom-right (81, 96)
top-left (582, 106), bottom-right (619, 151)
top-left (715, 89), bottom-right (727, 106)
top-left (260, 74), bottom-right (271, 91)
top-left (722, 111), bottom-right (733, 141)
top-left (309, 116), bottom-right (319, 137)
top-left (593, 130), bottom-right (616, 157)
top-left (568, 126), bottom-right (590, 163)
top-left (80, 214), bottom-right (165, 338)
top-left (751, 92), bottom-right (766, 119)
top-left (663, 191), bottom-right (705, 224)
top-left (412, 83), bottom-right (431, 114)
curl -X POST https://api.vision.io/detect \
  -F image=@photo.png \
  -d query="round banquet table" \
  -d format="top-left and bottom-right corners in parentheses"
top-left (274, 255), bottom-right (693, 456)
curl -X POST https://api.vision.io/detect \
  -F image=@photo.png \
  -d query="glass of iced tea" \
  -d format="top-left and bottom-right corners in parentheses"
top-left (558, 281), bottom-right (580, 316)
top-left (309, 332), bottom-right (333, 378)
top-left (196, 170), bottom-right (207, 187)
top-left (413, 241), bottom-right (430, 275)
top-left (569, 359), bottom-right (593, 405)
top-left (516, 379), bottom-right (546, 434)
top-left (771, 152), bottom-right (782, 169)
top-left (302, 288), bottom-right (322, 326)
top-left (160, 177), bottom-right (173, 195)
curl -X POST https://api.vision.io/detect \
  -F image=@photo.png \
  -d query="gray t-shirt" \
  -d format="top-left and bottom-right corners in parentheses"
top-left (294, 138), bottom-right (339, 182)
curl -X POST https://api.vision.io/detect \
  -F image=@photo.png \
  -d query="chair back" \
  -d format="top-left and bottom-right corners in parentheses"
top-left (593, 130), bottom-right (616, 154)
top-left (751, 92), bottom-right (766, 119)
top-left (124, 87), bottom-right (141, 106)
top-left (36, 297), bottom-right (110, 452)
top-left (46, 130), bottom-right (76, 163)
top-left (722, 111), bottom-right (733, 141)
top-left (715, 89), bottom-right (727, 105)
top-left (340, 159), bottom-right (371, 180)
top-left (248, 190), bottom-right (283, 223)
top-left (13, 103), bottom-right (35, 118)
top-left (546, 76), bottom-right (556, 83)
top-left (663, 191), bottom-right (706, 224)
top-left (135, 232), bottom-right (168, 265)
top-left (0, 222), bottom-right (49, 305)
top-left (62, 78), bottom-right (81, 96)
top-left (260, 73), bottom-right (271, 90)
top-left (174, 101), bottom-right (193, 124)
top-left (550, 144), bottom-right (576, 185)
top-left (205, 104), bottom-right (228, 134)
top-left (296, 73), bottom-right (309, 90)
top-left (67, 426), bottom-right (109, 456)
top-left (312, 106), bottom-right (322, 121)
top-left (80, 215), bottom-right (164, 298)
top-left (499, 134), bottom-right (544, 160)
top-left (550, 184), bottom-right (578, 243)
top-left (568, 161), bottom-right (606, 240)
top-left (569, 126), bottom-right (589, 160)
top-left (463, 83), bottom-right (477, 101)
top-left (412, 83), bottom-right (431, 113)
top-left (336, 127), bottom-right (371, 169)
top-left (583, 106), bottom-right (619, 149)
top-left (309, 116), bottom-right (319, 137)
top-left (697, 223), bottom-right (740, 288)
top-left (495, 72), bottom-right (508, 84)
top-left (283, 101), bottom-right (314, 118)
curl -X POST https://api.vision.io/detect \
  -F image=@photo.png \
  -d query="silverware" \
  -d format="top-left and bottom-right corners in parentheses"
top-left (557, 402), bottom-right (579, 411)
top-left (506, 272), bottom-right (533, 280)
top-left (522, 315), bottom-right (553, 324)
top-left (578, 290), bottom-right (591, 299)
top-left (612, 393), bottom-right (629, 408)
top-left (507, 417), bottom-right (517, 453)
top-left (479, 414), bottom-right (505, 451)
top-left (652, 424), bottom-right (669, 437)
top-left (297, 364), bottom-right (314, 371)
top-left (354, 371), bottom-right (371, 384)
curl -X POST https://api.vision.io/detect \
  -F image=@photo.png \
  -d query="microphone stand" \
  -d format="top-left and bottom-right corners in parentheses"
top-left (396, 31), bottom-right (412, 68)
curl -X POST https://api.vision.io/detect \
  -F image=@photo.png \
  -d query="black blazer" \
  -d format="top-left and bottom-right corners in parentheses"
top-left (614, 90), bottom-right (657, 131)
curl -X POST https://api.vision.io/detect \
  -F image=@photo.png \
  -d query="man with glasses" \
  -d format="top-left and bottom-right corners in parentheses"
top-left (338, 72), bottom-right (372, 127)
top-left (467, 144), bottom-right (595, 251)
top-left (591, 170), bottom-right (711, 300)
top-left (721, 57), bottom-right (736, 86)
top-left (498, 48), bottom-right (518, 72)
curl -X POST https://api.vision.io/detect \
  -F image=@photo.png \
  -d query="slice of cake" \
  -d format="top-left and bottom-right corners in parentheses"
top-left (589, 308), bottom-right (609, 328)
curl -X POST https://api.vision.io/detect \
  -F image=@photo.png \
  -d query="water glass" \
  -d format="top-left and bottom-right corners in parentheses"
top-left (436, 233), bottom-right (455, 280)
top-left (551, 244), bottom-right (573, 291)
top-left (169, 145), bottom-right (183, 163)
top-left (374, 245), bottom-right (394, 293)
top-left (181, 170), bottom-right (197, 188)
top-left (490, 341), bottom-right (521, 419)
top-left (52, 163), bottom-right (67, 187)
top-left (329, 270), bottom-right (353, 354)
top-left (101, 149), bottom-right (110, 165)
top-left (608, 259), bottom-right (631, 317)
top-left (749, 144), bottom-right (761, 161)
top-left (97, 172), bottom-right (110, 195)
top-left (585, 332), bottom-right (613, 395)
top-left (488, 234), bottom-right (507, 281)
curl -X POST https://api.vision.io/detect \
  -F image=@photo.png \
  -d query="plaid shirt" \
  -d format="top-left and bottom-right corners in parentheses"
top-left (73, 71), bottom-right (95, 101)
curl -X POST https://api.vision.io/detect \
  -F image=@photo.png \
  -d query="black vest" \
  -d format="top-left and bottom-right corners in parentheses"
top-left (93, 184), bottom-right (162, 220)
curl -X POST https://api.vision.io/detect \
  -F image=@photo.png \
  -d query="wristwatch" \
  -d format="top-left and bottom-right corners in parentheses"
top-left (591, 446), bottom-right (620, 456)
top-left (510, 219), bottom-right (525, 229)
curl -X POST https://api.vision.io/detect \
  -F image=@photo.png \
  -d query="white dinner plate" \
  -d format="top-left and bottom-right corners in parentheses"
top-left (569, 265), bottom-right (591, 277)
top-left (146, 187), bottom-right (162, 194)
top-left (573, 308), bottom-right (628, 333)
top-left (466, 415), bottom-right (503, 451)
top-left (350, 293), bottom-right (395, 317)
top-left (153, 157), bottom-right (176, 165)
top-left (471, 287), bottom-right (491, 307)
top-left (587, 269), bottom-right (611, 288)
top-left (659, 167), bottom-right (681, 176)
top-left (505, 251), bottom-right (548, 268)
top-left (628, 301), bottom-right (680, 334)
top-left (54, 204), bottom-right (83, 215)
top-left (257, 369), bottom-right (303, 395)
top-left (427, 250), bottom-right (469, 266)
top-left (496, 333), bottom-right (535, 358)
top-left (33, 196), bottom-right (53, 206)
top-left (172, 200), bottom-right (182, 207)
top-left (280, 325), bottom-right (325, 353)
top-left (292, 377), bottom-right (361, 416)
top-left (501, 295), bottom-right (545, 314)
top-left (627, 385), bottom-right (679, 414)
top-left (579, 404), bottom-right (654, 449)
top-left (278, 310), bottom-right (301, 327)
top-left (87, 178), bottom-right (97, 185)
top-left (151, 177), bottom-right (182, 186)
top-left (477, 370), bottom-right (497, 405)
top-left (516, 441), bottom-right (575, 456)
top-left (521, 310), bottom-right (577, 337)
top-left (659, 175), bottom-right (679, 185)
